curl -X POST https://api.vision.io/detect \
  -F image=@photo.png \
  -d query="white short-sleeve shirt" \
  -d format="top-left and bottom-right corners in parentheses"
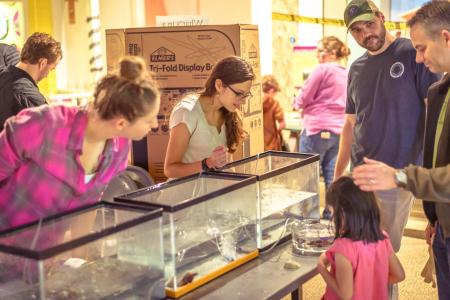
top-left (169, 95), bottom-right (226, 164)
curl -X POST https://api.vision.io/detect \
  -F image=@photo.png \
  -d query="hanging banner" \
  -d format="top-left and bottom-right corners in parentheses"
top-left (272, 12), bottom-right (408, 30)
top-left (0, 1), bottom-right (24, 45)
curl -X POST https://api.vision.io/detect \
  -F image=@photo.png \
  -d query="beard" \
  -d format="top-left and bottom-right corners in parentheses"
top-left (361, 26), bottom-right (387, 52)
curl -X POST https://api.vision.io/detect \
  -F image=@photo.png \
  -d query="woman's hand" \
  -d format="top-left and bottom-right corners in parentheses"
top-left (206, 145), bottom-right (229, 169)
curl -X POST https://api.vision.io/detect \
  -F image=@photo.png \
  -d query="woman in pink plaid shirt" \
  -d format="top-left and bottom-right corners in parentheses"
top-left (0, 56), bottom-right (160, 230)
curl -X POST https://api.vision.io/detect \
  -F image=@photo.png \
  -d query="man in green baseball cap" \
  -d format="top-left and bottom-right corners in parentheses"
top-left (343, 0), bottom-right (388, 52)
top-left (344, 0), bottom-right (380, 29)
top-left (334, 1), bottom-right (441, 298)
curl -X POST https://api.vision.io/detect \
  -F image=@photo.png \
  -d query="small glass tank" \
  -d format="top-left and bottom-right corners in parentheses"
top-left (291, 219), bottom-right (334, 255)
top-left (220, 151), bottom-right (320, 250)
top-left (116, 172), bottom-right (258, 298)
top-left (0, 201), bottom-right (164, 300)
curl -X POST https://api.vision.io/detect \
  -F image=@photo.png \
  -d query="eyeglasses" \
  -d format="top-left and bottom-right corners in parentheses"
top-left (226, 84), bottom-right (253, 101)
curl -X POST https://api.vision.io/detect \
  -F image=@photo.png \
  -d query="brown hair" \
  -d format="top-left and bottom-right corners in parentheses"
top-left (93, 56), bottom-right (160, 122)
top-left (320, 36), bottom-right (351, 59)
top-left (327, 176), bottom-right (385, 243)
top-left (201, 56), bottom-right (255, 153)
top-left (407, 1), bottom-right (450, 39)
top-left (262, 75), bottom-right (280, 93)
top-left (20, 32), bottom-right (62, 64)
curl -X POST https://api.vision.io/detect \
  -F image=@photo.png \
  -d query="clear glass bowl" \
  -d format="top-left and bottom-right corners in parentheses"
top-left (290, 219), bottom-right (334, 255)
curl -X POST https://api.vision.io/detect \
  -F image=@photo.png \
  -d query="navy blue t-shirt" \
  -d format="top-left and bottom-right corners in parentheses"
top-left (346, 38), bottom-right (441, 168)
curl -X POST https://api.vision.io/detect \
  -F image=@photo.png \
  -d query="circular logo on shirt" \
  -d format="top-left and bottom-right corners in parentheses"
top-left (390, 62), bottom-right (405, 78)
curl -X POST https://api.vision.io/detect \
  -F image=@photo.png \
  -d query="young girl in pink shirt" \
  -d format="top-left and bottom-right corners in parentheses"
top-left (318, 176), bottom-right (405, 300)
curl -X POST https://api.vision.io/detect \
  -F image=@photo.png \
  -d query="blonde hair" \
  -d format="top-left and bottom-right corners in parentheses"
top-left (320, 36), bottom-right (351, 59)
top-left (93, 56), bottom-right (160, 122)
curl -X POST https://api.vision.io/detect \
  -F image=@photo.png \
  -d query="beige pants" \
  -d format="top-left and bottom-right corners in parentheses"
top-left (376, 189), bottom-right (414, 300)
top-left (376, 188), bottom-right (415, 252)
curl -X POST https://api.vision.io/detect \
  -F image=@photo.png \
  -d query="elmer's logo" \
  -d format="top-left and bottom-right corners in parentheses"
top-left (150, 47), bottom-right (175, 62)
top-left (248, 44), bottom-right (258, 59)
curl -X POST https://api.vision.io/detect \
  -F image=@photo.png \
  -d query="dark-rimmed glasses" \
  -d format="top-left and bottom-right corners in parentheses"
top-left (226, 84), bottom-right (253, 101)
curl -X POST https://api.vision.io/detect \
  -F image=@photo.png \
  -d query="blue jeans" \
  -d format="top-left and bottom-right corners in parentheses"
top-left (299, 131), bottom-right (340, 219)
top-left (299, 130), bottom-right (340, 188)
top-left (433, 224), bottom-right (450, 300)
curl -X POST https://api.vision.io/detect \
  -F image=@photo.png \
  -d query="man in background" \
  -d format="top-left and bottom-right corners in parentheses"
top-left (0, 32), bottom-right (62, 131)
top-left (335, 0), bottom-right (439, 250)
top-left (0, 43), bottom-right (20, 72)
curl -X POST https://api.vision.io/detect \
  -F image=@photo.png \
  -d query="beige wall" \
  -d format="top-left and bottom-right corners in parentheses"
top-left (272, 0), bottom-right (299, 113)
top-left (52, 0), bottom-right (93, 92)
top-left (198, 0), bottom-right (251, 24)
top-left (146, 0), bottom-right (251, 25)
top-left (99, 0), bottom-right (146, 77)
top-left (323, 0), bottom-right (347, 42)
top-left (52, 0), bottom-right (394, 95)
top-left (51, 0), bottom-right (146, 92)
top-left (54, 0), bottom-right (253, 92)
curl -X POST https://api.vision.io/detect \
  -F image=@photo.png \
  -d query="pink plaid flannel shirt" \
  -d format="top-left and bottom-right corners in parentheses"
top-left (0, 105), bottom-right (130, 230)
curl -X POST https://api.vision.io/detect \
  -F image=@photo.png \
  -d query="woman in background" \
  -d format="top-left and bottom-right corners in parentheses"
top-left (293, 36), bottom-right (350, 218)
top-left (164, 56), bottom-right (254, 178)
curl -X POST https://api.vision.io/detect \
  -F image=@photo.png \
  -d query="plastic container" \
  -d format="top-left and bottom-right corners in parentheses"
top-left (290, 219), bottom-right (334, 255)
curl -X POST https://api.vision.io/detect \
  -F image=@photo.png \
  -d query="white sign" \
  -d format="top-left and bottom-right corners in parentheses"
top-left (155, 15), bottom-right (208, 27)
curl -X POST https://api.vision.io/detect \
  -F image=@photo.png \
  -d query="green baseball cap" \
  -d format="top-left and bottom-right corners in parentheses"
top-left (344, 0), bottom-right (380, 29)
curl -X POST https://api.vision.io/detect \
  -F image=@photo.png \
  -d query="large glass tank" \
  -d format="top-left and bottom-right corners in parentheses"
top-left (116, 172), bottom-right (258, 298)
top-left (0, 202), bottom-right (164, 300)
top-left (220, 151), bottom-right (320, 250)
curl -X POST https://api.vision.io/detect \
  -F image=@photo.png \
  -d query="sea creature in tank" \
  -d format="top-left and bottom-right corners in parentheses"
top-left (178, 272), bottom-right (198, 286)
top-left (206, 210), bottom-right (250, 261)
top-left (166, 271), bottom-right (198, 288)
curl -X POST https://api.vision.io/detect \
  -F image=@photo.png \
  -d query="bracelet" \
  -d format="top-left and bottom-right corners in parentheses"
top-left (201, 158), bottom-right (212, 171)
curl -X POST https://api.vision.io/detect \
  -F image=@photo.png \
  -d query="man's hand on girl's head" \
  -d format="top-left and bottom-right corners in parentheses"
top-left (353, 157), bottom-right (397, 191)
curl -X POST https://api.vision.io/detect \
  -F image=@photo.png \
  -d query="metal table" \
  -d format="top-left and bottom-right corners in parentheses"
top-left (178, 241), bottom-right (319, 300)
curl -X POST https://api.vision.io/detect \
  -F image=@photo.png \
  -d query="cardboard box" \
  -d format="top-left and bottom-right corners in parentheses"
top-left (106, 25), bottom-right (263, 182)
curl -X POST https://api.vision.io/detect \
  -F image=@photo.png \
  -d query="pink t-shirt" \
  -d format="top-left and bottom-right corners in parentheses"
top-left (322, 237), bottom-right (393, 300)
top-left (293, 63), bottom-right (347, 136)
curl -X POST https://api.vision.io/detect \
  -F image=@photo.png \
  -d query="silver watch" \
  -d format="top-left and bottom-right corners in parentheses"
top-left (394, 169), bottom-right (408, 188)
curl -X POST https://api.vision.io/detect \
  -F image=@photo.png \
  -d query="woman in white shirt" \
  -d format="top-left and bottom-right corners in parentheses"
top-left (164, 56), bottom-right (254, 178)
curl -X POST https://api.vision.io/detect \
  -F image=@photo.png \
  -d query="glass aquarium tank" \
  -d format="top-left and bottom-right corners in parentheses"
top-left (220, 151), bottom-right (320, 250)
top-left (291, 219), bottom-right (334, 255)
top-left (115, 172), bottom-right (258, 298)
top-left (0, 201), bottom-right (164, 300)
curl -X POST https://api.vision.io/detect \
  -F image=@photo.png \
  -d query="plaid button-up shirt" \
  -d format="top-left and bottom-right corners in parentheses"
top-left (0, 105), bottom-right (129, 230)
